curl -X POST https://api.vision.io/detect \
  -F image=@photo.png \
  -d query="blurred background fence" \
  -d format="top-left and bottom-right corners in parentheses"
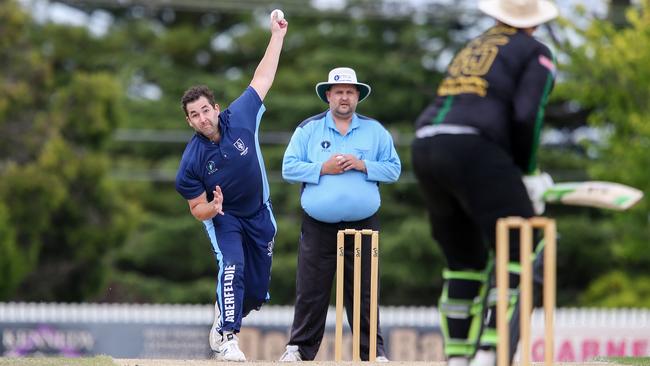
top-left (1, 303), bottom-right (649, 361)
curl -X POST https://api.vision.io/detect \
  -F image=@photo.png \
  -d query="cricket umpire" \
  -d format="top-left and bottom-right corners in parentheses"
top-left (411, 1), bottom-right (559, 366)
top-left (278, 67), bottom-right (401, 362)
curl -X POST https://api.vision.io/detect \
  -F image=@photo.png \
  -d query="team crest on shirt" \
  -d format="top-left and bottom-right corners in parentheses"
top-left (206, 161), bottom-right (218, 174)
top-left (320, 140), bottom-right (331, 152)
top-left (233, 138), bottom-right (248, 156)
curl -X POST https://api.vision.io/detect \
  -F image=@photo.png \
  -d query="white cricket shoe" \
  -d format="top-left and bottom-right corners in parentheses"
top-left (215, 332), bottom-right (246, 362)
top-left (470, 349), bottom-right (496, 366)
top-left (448, 356), bottom-right (469, 366)
top-left (209, 327), bottom-right (220, 352)
top-left (376, 355), bottom-right (390, 362)
top-left (208, 301), bottom-right (221, 352)
top-left (279, 345), bottom-right (302, 362)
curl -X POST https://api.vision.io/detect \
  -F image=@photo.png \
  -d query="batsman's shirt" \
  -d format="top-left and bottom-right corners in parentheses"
top-left (414, 24), bottom-right (556, 174)
top-left (282, 111), bottom-right (401, 223)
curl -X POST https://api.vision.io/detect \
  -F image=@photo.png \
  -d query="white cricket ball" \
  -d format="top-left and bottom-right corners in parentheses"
top-left (271, 9), bottom-right (284, 21)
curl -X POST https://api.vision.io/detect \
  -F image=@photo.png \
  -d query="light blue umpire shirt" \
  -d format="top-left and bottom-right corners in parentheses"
top-left (282, 110), bottom-right (401, 223)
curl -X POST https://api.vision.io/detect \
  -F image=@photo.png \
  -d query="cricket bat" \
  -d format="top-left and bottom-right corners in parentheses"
top-left (543, 181), bottom-right (644, 211)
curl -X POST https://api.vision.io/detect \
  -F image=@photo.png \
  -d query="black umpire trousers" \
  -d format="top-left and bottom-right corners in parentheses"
top-left (287, 211), bottom-right (386, 360)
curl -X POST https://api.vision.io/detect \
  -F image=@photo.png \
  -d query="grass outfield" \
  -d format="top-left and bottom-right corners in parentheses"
top-left (598, 357), bottom-right (650, 366)
top-left (0, 356), bottom-right (116, 365)
top-left (0, 359), bottom-right (436, 366)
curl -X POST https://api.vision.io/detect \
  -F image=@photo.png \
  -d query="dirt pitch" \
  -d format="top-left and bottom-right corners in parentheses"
top-left (115, 360), bottom-right (440, 366)
top-left (114, 361), bottom-right (616, 366)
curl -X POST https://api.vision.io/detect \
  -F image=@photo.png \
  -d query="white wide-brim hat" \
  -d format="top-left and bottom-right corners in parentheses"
top-left (315, 67), bottom-right (371, 104)
top-left (478, 0), bottom-right (559, 28)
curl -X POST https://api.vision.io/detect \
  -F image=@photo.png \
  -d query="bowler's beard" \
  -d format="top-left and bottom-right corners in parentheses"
top-left (199, 119), bottom-right (220, 141)
top-left (209, 119), bottom-right (219, 133)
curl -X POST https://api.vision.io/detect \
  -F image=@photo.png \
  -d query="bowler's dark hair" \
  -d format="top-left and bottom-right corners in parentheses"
top-left (181, 85), bottom-right (216, 116)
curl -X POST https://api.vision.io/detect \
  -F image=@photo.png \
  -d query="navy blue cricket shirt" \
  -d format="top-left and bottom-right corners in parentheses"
top-left (175, 86), bottom-right (270, 217)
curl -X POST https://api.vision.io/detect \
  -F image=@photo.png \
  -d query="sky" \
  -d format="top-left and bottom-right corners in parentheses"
top-left (20, 0), bottom-right (612, 38)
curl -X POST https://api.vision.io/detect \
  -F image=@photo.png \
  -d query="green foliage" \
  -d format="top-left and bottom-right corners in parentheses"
top-left (0, 4), bottom-right (52, 162)
top-left (0, 0), bottom-right (139, 301)
top-left (52, 73), bottom-right (125, 148)
top-left (267, 216), bottom-right (302, 304)
top-left (555, 1), bottom-right (650, 306)
top-left (379, 215), bottom-right (444, 305)
top-left (580, 271), bottom-right (650, 308)
top-left (0, 356), bottom-right (117, 366)
top-left (552, 214), bottom-right (617, 304)
top-left (116, 215), bottom-right (215, 281)
top-left (0, 203), bottom-right (21, 298)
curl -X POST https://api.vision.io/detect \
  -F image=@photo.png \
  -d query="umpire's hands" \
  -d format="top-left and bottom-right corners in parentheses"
top-left (320, 154), bottom-right (367, 175)
top-left (320, 154), bottom-right (345, 175)
top-left (335, 153), bottom-right (366, 173)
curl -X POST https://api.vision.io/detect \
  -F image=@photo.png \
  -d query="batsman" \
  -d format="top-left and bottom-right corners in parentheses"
top-left (410, 0), bottom-right (559, 366)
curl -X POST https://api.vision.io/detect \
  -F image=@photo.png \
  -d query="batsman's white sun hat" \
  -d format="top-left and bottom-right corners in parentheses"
top-left (478, 0), bottom-right (559, 28)
top-left (315, 67), bottom-right (371, 104)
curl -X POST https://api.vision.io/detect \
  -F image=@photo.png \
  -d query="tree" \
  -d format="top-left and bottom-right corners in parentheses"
top-left (0, 0), bottom-right (139, 301)
top-left (0, 0), bottom-right (54, 298)
top-left (555, 1), bottom-right (650, 306)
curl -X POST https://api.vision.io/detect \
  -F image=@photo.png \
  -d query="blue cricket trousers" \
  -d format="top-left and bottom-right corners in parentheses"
top-left (203, 201), bottom-right (277, 333)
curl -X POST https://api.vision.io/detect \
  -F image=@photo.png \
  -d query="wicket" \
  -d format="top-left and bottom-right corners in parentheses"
top-left (496, 217), bottom-right (556, 366)
top-left (335, 229), bottom-right (379, 362)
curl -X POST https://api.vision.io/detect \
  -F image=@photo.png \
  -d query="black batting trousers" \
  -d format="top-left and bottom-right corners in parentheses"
top-left (287, 211), bottom-right (386, 360)
top-left (411, 133), bottom-right (537, 354)
top-left (411, 133), bottom-right (534, 270)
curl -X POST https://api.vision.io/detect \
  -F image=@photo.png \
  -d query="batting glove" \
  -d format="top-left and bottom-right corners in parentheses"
top-left (522, 171), bottom-right (554, 215)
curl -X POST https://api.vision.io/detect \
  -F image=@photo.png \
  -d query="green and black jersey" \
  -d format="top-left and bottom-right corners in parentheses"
top-left (415, 24), bottom-right (556, 174)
